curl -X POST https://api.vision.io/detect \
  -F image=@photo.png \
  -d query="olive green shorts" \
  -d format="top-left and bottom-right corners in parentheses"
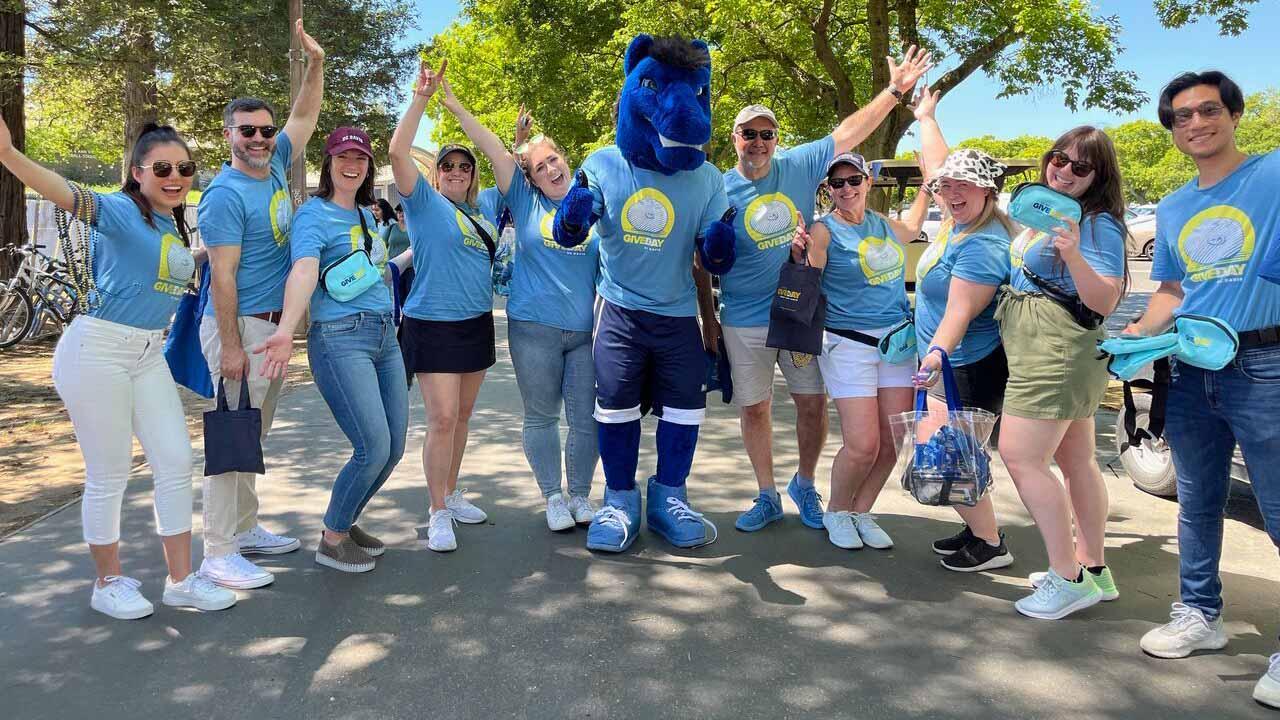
top-left (996, 290), bottom-right (1110, 420)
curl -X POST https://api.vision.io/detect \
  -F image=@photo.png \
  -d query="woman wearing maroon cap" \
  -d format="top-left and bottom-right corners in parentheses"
top-left (256, 126), bottom-right (407, 573)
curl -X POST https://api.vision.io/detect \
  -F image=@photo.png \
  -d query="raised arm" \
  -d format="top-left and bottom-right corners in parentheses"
top-left (884, 186), bottom-right (932, 245)
top-left (438, 77), bottom-right (517, 194)
top-left (912, 86), bottom-right (948, 181)
top-left (0, 114), bottom-right (74, 210)
top-left (831, 46), bottom-right (933, 154)
top-left (281, 19), bottom-right (326, 152)
top-left (390, 60), bottom-right (444, 195)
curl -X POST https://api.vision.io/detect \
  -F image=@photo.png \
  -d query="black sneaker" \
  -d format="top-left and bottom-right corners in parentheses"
top-left (932, 525), bottom-right (976, 556)
top-left (941, 535), bottom-right (1014, 573)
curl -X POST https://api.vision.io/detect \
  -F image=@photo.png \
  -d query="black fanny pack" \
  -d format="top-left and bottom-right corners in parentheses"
top-left (1021, 266), bottom-right (1105, 330)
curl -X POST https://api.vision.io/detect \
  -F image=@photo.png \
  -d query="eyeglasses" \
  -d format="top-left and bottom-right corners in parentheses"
top-left (439, 161), bottom-right (474, 173)
top-left (1172, 102), bottom-right (1227, 128)
top-left (226, 124), bottom-right (279, 139)
top-left (827, 175), bottom-right (865, 189)
top-left (1047, 149), bottom-right (1094, 178)
top-left (737, 128), bottom-right (777, 142)
top-left (137, 161), bottom-right (198, 178)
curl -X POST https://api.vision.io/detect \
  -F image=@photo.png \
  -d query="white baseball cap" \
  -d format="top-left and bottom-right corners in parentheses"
top-left (733, 104), bottom-right (778, 129)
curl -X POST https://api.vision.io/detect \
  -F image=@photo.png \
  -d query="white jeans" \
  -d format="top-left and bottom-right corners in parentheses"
top-left (199, 314), bottom-right (284, 557)
top-left (52, 315), bottom-right (194, 545)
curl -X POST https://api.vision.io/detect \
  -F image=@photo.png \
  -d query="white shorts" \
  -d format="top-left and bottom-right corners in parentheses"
top-left (817, 327), bottom-right (916, 399)
top-left (722, 325), bottom-right (825, 407)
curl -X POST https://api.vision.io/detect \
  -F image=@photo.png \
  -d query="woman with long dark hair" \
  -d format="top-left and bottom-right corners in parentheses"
top-left (256, 127), bottom-right (407, 573)
top-left (997, 126), bottom-right (1129, 620)
top-left (0, 119), bottom-right (234, 619)
top-left (371, 198), bottom-right (395, 228)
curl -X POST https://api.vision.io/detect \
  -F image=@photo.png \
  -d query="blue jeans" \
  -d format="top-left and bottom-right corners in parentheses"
top-left (1164, 345), bottom-right (1280, 619)
top-left (308, 312), bottom-right (409, 532)
top-left (507, 319), bottom-right (598, 498)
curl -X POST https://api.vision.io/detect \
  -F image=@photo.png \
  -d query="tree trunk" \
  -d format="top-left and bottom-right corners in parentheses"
top-left (120, 17), bottom-right (158, 181)
top-left (0, 1), bottom-right (25, 279)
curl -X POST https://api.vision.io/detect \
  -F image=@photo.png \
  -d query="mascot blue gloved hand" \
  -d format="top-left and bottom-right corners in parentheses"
top-left (699, 206), bottom-right (737, 274)
top-left (552, 170), bottom-right (596, 248)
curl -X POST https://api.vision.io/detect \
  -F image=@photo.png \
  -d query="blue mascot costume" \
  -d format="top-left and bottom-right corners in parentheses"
top-left (554, 34), bottom-right (736, 552)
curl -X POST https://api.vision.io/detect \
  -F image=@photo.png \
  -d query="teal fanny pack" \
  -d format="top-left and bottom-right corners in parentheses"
top-left (1097, 314), bottom-right (1239, 380)
top-left (878, 318), bottom-right (917, 364)
top-left (320, 208), bottom-right (381, 303)
top-left (1008, 182), bottom-right (1082, 235)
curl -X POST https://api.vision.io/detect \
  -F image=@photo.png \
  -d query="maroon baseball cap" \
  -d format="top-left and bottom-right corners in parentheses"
top-left (325, 127), bottom-right (373, 158)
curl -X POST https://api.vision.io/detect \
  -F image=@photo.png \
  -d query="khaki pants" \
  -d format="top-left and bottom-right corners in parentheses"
top-left (199, 314), bottom-right (284, 557)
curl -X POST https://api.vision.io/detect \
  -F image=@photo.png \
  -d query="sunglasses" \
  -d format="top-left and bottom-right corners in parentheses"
top-left (827, 175), bottom-right (865, 189)
top-left (226, 124), bottom-right (279, 139)
top-left (1047, 149), bottom-right (1094, 178)
top-left (737, 128), bottom-right (777, 141)
top-left (1172, 102), bottom-right (1227, 128)
top-left (514, 134), bottom-right (547, 155)
top-left (439, 161), bottom-right (474, 173)
top-left (137, 160), bottom-right (198, 178)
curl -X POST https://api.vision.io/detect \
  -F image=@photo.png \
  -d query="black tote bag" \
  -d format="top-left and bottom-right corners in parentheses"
top-left (203, 379), bottom-right (265, 476)
top-left (765, 252), bottom-right (826, 356)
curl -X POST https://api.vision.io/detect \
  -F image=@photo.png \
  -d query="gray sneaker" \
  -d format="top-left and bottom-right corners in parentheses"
top-left (1255, 653), bottom-right (1280, 709)
top-left (1139, 603), bottom-right (1228, 659)
top-left (1014, 567), bottom-right (1101, 620)
top-left (315, 533), bottom-right (376, 573)
top-left (348, 524), bottom-right (385, 557)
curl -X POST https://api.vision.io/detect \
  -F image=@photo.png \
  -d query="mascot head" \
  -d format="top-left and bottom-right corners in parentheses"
top-left (617, 34), bottom-right (712, 175)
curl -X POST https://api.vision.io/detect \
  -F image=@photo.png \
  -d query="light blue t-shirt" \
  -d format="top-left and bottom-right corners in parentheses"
top-left (289, 198), bottom-right (392, 323)
top-left (1153, 151), bottom-right (1280, 332)
top-left (502, 171), bottom-right (599, 332)
top-left (83, 192), bottom-right (194, 330)
top-left (199, 131), bottom-right (295, 317)
top-left (818, 211), bottom-right (909, 331)
top-left (721, 136), bottom-right (836, 327)
top-left (914, 219), bottom-right (1012, 366)
top-left (399, 173), bottom-right (498, 321)
top-left (478, 187), bottom-right (506, 230)
top-left (580, 145), bottom-right (730, 317)
top-left (1010, 212), bottom-right (1125, 296)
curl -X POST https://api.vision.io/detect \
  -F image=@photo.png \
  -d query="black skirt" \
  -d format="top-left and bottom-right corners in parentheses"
top-left (399, 313), bottom-right (496, 374)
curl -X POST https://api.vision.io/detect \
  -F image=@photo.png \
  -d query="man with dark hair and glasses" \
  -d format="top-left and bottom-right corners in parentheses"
top-left (194, 19), bottom-right (326, 591)
top-left (717, 46), bottom-right (932, 537)
top-left (1128, 69), bottom-right (1280, 710)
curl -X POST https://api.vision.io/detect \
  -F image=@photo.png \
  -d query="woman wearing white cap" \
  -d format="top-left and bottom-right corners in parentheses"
top-left (257, 126), bottom-right (407, 573)
top-left (791, 153), bottom-right (929, 550)
top-left (910, 87), bottom-right (1018, 572)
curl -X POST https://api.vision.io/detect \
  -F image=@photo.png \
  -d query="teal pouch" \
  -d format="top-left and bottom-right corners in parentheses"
top-left (320, 208), bottom-right (381, 303)
top-left (878, 318), bottom-right (917, 365)
top-left (1097, 314), bottom-right (1239, 380)
top-left (1008, 182), bottom-right (1082, 235)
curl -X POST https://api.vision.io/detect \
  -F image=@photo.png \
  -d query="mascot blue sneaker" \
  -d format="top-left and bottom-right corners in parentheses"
top-left (555, 34), bottom-right (734, 552)
top-left (647, 476), bottom-right (718, 548)
top-left (586, 486), bottom-right (643, 553)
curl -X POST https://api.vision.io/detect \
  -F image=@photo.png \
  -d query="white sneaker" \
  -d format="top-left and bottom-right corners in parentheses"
top-left (200, 553), bottom-right (274, 590)
top-left (1255, 653), bottom-right (1280, 709)
top-left (567, 494), bottom-right (596, 525)
top-left (90, 576), bottom-right (153, 620)
top-left (445, 488), bottom-right (488, 524)
top-left (237, 524), bottom-right (301, 555)
top-left (823, 511), bottom-right (863, 550)
top-left (163, 573), bottom-right (237, 611)
top-left (1139, 603), bottom-right (1229, 658)
top-left (545, 494), bottom-right (575, 531)
top-left (428, 509), bottom-right (458, 552)
top-left (852, 512), bottom-right (893, 549)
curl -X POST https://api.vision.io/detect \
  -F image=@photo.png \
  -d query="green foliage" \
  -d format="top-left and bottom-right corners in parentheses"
top-left (1153, 0), bottom-right (1260, 36)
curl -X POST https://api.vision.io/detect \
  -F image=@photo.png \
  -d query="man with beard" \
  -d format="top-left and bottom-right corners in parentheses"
top-left (196, 20), bottom-right (325, 590)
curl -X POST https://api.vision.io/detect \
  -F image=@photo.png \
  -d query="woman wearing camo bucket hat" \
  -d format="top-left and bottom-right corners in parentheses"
top-left (910, 87), bottom-right (1019, 574)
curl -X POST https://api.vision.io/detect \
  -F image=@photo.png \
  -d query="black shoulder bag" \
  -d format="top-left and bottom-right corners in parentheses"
top-left (450, 201), bottom-right (497, 265)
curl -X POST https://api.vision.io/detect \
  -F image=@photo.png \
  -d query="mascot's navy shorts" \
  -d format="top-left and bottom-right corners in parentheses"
top-left (593, 299), bottom-right (706, 426)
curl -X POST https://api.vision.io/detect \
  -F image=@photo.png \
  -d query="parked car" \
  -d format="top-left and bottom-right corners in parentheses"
top-left (1127, 214), bottom-right (1157, 258)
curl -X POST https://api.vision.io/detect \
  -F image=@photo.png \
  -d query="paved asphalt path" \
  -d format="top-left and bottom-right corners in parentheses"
top-left (2, 296), bottom-right (1277, 719)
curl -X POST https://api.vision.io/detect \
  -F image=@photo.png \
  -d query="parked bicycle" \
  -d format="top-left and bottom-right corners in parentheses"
top-left (0, 242), bottom-right (80, 349)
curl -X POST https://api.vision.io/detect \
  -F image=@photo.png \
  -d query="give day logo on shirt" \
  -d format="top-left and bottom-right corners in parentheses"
top-left (539, 210), bottom-right (588, 253)
top-left (917, 221), bottom-right (951, 279)
top-left (1178, 204), bottom-right (1254, 283)
top-left (858, 235), bottom-right (904, 285)
top-left (455, 209), bottom-right (498, 255)
top-left (348, 224), bottom-right (388, 268)
top-left (621, 188), bottom-right (675, 251)
top-left (154, 232), bottom-right (196, 297)
top-left (744, 193), bottom-right (798, 251)
top-left (1009, 228), bottom-right (1047, 269)
top-left (269, 188), bottom-right (292, 246)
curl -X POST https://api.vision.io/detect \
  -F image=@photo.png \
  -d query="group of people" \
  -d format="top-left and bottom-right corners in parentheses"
top-left (1, 22), bottom-right (1275, 708)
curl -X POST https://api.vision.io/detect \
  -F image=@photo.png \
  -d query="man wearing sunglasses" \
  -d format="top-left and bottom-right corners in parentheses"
top-left (718, 46), bottom-right (932, 535)
top-left (194, 19), bottom-right (326, 591)
top-left (1127, 70), bottom-right (1280, 710)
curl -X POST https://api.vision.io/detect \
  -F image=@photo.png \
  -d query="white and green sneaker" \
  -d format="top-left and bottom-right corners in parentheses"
top-left (1031, 566), bottom-right (1118, 601)
top-left (1015, 567), bottom-right (1102, 620)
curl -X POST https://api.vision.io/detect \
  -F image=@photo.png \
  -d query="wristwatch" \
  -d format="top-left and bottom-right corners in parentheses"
top-left (888, 86), bottom-right (905, 102)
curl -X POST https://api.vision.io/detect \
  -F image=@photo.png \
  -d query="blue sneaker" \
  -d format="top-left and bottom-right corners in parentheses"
top-left (786, 475), bottom-right (824, 529)
top-left (585, 487), bottom-right (642, 553)
top-left (646, 477), bottom-right (718, 548)
top-left (734, 491), bottom-right (783, 532)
